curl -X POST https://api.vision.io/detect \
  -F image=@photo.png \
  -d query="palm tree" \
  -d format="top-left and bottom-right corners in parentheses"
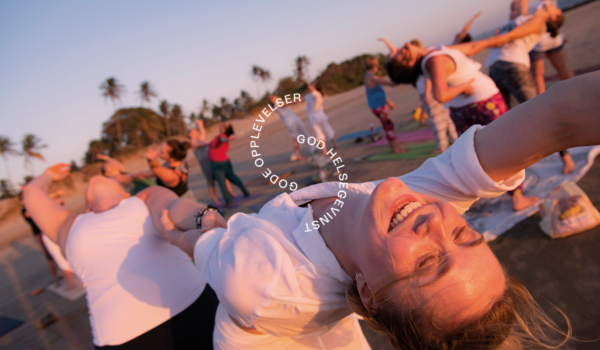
top-left (259, 69), bottom-right (272, 98)
top-left (250, 65), bottom-right (264, 98)
top-left (294, 55), bottom-right (310, 83)
top-left (199, 99), bottom-right (210, 120)
top-left (0, 136), bottom-right (20, 191)
top-left (159, 100), bottom-right (171, 138)
top-left (100, 77), bottom-right (126, 147)
top-left (170, 104), bottom-right (185, 135)
top-left (22, 134), bottom-right (46, 176)
top-left (139, 81), bottom-right (157, 107)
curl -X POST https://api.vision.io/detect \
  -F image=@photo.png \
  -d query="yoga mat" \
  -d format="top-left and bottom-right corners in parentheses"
top-left (211, 193), bottom-right (261, 209)
top-left (368, 141), bottom-right (438, 161)
top-left (0, 316), bottom-right (23, 337)
top-left (369, 128), bottom-right (435, 147)
top-left (464, 146), bottom-right (600, 241)
top-left (337, 127), bottom-right (383, 141)
top-left (47, 279), bottom-right (85, 301)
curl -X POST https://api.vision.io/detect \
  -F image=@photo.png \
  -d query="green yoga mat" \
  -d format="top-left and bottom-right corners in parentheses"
top-left (368, 141), bottom-right (438, 161)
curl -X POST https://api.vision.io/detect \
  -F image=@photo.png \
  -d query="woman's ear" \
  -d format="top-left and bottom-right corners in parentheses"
top-left (356, 272), bottom-right (380, 315)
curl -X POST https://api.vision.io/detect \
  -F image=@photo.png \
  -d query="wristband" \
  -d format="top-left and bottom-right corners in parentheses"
top-left (195, 204), bottom-right (224, 229)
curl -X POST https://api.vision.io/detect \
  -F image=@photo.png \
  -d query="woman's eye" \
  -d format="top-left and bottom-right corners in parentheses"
top-left (454, 226), bottom-right (467, 242)
top-left (418, 254), bottom-right (438, 269)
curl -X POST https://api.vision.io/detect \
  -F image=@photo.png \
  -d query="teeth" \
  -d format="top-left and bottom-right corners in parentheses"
top-left (389, 201), bottom-right (423, 230)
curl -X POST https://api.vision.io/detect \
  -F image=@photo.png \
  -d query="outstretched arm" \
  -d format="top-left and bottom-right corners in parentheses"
top-left (378, 37), bottom-right (396, 56)
top-left (146, 148), bottom-right (181, 187)
top-left (450, 11), bottom-right (546, 56)
top-left (453, 11), bottom-right (481, 44)
top-left (22, 164), bottom-right (78, 244)
top-left (475, 72), bottom-right (600, 182)
top-left (137, 186), bottom-right (226, 254)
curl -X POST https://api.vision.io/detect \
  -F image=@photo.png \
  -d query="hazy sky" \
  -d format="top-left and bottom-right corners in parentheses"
top-left (0, 0), bottom-right (511, 184)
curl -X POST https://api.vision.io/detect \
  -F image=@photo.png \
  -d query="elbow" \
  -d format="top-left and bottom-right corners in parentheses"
top-left (435, 91), bottom-right (451, 104)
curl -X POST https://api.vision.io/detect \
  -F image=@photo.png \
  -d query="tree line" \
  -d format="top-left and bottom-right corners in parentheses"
top-left (0, 51), bottom-right (388, 198)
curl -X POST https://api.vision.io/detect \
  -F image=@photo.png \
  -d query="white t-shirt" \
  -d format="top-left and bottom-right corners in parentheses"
top-left (486, 15), bottom-right (544, 68)
top-left (421, 46), bottom-right (500, 108)
top-left (66, 197), bottom-right (205, 346)
top-left (41, 233), bottom-right (72, 272)
top-left (304, 91), bottom-right (328, 124)
top-left (531, 1), bottom-right (564, 52)
top-left (193, 125), bottom-right (524, 349)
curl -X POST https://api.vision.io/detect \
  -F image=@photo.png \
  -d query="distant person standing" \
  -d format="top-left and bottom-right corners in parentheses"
top-left (189, 120), bottom-right (235, 205)
top-left (146, 139), bottom-right (196, 200)
top-left (270, 95), bottom-right (315, 161)
top-left (304, 82), bottom-right (338, 154)
top-left (208, 123), bottom-right (250, 206)
top-left (364, 56), bottom-right (405, 154)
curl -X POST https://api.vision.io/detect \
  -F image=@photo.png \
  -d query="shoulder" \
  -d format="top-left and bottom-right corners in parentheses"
top-left (207, 222), bottom-right (292, 326)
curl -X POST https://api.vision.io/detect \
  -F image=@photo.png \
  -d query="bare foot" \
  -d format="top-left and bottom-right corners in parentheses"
top-left (512, 194), bottom-right (541, 211)
top-left (392, 146), bottom-right (407, 154)
top-left (562, 154), bottom-right (576, 175)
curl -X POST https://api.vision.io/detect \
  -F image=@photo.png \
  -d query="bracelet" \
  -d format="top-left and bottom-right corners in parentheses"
top-left (195, 204), bottom-right (224, 229)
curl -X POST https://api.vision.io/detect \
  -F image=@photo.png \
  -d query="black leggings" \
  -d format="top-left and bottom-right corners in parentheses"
top-left (95, 285), bottom-right (219, 350)
top-left (210, 160), bottom-right (249, 204)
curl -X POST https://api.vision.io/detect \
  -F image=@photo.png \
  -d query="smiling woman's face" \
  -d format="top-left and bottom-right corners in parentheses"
top-left (356, 177), bottom-right (505, 329)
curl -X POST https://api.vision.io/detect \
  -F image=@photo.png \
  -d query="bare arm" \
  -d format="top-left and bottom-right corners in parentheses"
top-left (366, 74), bottom-right (396, 88)
top-left (453, 11), bottom-right (481, 44)
top-left (426, 56), bottom-right (474, 103)
top-left (378, 37), bottom-right (396, 55)
top-left (451, 12), bottom-right (546, 56)
top-left (137, 186), bottom-right (227, 255)
top-left (475, 72), bottom-right (600, 182)
top-left (22, 164), bottom-right (77, 244)
top-left (145, 148), bottom-right (181, 187)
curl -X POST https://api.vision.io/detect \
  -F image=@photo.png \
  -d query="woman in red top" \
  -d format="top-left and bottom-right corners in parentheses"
top-left (209, 123), bottom-right (250, 206)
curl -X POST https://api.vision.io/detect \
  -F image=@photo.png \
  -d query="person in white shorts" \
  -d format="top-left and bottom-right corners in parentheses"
top-left (22, 171), bottom-right (218, 349)
top-left (304, 82), bottom-right (338, 155)
top-left (154, 73), bottom-right (600, 350)
top-left (270, 96), bottom-right (315, 161)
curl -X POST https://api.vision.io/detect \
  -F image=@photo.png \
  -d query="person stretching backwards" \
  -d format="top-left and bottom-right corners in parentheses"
top-left (22, 168), bottom-right (218, 349)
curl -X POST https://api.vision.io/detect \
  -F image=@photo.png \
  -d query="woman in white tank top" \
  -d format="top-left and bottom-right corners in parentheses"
top-left (22, 173), bottom-right (217, 349)
top-left (384, 19), bottom-right (555, 136)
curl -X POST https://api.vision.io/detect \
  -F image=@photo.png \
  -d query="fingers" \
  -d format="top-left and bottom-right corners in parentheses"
top-left (160, 209), bottom-right (175, 231)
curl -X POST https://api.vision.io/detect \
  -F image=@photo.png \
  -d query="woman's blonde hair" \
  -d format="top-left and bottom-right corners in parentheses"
top-left (347, 270), bottom-right (572, 349)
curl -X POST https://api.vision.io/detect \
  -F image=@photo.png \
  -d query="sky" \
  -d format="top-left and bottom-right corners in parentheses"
top-left (0, 0), bottom-right (512, 186)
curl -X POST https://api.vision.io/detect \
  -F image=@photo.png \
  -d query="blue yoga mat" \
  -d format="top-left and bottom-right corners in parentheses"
top-left (337, 127), bottom-right (383, 141)
top-left (0, 316), bottom-right (23, 337)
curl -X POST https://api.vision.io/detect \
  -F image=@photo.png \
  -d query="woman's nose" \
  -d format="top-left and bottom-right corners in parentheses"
top-left (414, 211), bottom-right (446, 238)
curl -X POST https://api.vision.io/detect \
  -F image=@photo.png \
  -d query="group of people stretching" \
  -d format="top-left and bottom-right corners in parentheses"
top-left (23, 71), bottom-right (600, 349)
top-left (98, 119), bottom-right (250, 207)
top-left (367, 0), bottom-right (577, 211)
top-left (21, 1), bottom-right (600, 349)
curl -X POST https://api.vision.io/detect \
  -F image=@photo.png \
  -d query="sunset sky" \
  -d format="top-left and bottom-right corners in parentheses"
top-left (0, 0), bottom-right (512, 183)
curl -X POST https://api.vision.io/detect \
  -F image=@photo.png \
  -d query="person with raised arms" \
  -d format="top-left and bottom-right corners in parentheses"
top-left (154, 73), bottom-right (600, 349)
top-left (22, 170), bottom-right (218, 349)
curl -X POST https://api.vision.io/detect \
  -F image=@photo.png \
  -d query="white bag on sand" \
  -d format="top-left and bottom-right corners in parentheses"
top-left (539, 181), bottom-right (600, 238)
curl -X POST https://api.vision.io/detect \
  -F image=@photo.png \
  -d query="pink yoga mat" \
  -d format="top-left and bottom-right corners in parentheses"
top-left (369, 128), bottom-right (435, 147)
